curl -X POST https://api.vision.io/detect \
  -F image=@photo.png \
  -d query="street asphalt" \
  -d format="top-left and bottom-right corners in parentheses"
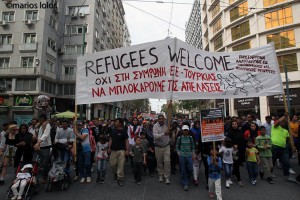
top-left (1, 158), bottom-right (300, 200)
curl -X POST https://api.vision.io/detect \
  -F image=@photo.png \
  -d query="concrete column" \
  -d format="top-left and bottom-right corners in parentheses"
top-left (259, 96), bottom-right (269, 124)
top-left (229, 98), bottom-right (237, 116)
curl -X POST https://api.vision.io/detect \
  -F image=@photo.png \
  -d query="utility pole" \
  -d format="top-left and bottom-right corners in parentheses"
top-left (80, 22), bottom-right (87, 121)
top-left (284, 65), bottom-right (291, 114)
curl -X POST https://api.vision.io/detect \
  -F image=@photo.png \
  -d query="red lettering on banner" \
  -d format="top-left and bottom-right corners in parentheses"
top-left (92, 87), bottom-right (106, 97)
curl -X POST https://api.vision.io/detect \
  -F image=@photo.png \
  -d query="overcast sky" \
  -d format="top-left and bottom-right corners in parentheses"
top-left (123, 0), bottom-right (195, 112)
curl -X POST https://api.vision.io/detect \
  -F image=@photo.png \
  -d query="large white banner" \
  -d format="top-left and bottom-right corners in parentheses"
top-left (76, 38), bottom-right (283, 105)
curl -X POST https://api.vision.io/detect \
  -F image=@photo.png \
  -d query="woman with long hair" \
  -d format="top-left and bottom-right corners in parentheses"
top-left (226, 120), bottom-right (246, 187)
top-left (14, 124), bottom-right (33, 167)
top-left (244, 122), bottom-right (261, 143)
top-left (0, 124), bottom-right (19, 185)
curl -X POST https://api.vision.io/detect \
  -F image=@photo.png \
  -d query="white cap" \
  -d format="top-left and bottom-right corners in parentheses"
top-left (182, 125), bottom-right (189, 130)
top-left (21, 164), bottom-right (33, 171)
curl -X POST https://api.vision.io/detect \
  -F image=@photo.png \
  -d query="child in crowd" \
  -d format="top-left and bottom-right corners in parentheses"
top-left (131, 136), bottom-right (146, 185)
top-left (246, 140), bottom-right (260, 185)
top-left (140, 132), bottom-right (149, 174)
top-left (219, 138), bottom-right (235, 188)
top-left (11, 164), bottom-right (33, 200)
top-left (192, 152), bottom-right (201, 186)
top-left (255, 126), bottom-right (274, 184)
top-left (207, 149), bottom-right (222, 200)
top-left (95, 134), bottom-right (109, 184)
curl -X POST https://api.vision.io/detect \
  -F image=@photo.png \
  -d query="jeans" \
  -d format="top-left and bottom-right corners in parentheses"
top-left (97, 159), bottom-right (107, 179)
top-left (247, 161), bottom-right (258, 181)
top-left (233, 158), bottom-right (242, 181)
top-left (77, 151), bottom-right (91, 178)
top-left (179, 156), bottom-right (193, 186)
top-left (133, 162), bottom-right (143, 182)
top-left (208, 178), bottom-right (222, 200)
top-left (224, 163), bottom-right (233, 179)
top-left (272, 145), bottom-right (290, 176)
top-left (37, 148), bottom-right (50, 179)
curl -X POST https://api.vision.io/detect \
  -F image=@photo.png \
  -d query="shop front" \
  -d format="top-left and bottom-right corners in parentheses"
top-left (268, 88), bottom-right (300, 116)
top-left (234, 97), bottom-right (260, 117)
top-left (13, 95), bottom-right (34, 125)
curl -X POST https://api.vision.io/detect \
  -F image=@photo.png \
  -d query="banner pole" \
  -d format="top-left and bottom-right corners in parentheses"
top-left (213, 141), bottom-right (216, 159)
top-left (167, 100), bottom-right (173, 130)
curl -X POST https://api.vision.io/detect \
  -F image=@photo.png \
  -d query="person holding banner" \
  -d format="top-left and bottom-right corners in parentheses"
top-left (153, 115), bottom-right (171, 184)
top-left (226, 120), bottom-right (246, 187)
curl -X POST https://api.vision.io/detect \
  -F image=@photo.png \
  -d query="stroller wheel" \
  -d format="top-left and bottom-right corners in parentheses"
top-left (25, 197), bottom-right (31, 200)
top-left (64, 182), bottom-right (69, 191)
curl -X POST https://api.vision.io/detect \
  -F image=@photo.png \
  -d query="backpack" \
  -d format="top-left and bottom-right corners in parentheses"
top-left (178, 136), bottom-right (193, 152)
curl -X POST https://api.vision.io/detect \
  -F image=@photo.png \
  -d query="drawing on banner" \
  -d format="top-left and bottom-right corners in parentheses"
top-left (216, 74), bottom-right (232, 95)
top-left (229, 73), bottom-right (249, 96)
top-left (244, 73), bottom-right (264, 92)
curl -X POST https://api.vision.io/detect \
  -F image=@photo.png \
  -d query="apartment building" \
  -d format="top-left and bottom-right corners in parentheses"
top-left (187, 0), bottom-right (300, 120)
top-left (0, 0), bottom-right (131, 125)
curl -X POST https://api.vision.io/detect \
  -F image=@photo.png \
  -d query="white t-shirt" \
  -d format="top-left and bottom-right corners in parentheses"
top-left (96, 142), bottom-right (108, 159)
top-left (219, 146), bottom-right (234, 164)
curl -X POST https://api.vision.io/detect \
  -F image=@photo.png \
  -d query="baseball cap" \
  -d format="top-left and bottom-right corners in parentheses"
top-left (182, 125), bottom-right (189, 130)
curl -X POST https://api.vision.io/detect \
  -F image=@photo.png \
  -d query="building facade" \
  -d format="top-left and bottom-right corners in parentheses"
top-left (195, 0), bottom-right (300, 120)
top-left (0, 0), bottom-right (131, 125)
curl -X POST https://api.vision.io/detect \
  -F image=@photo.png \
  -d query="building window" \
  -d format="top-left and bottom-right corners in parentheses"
top-left (212, 18), bottom-right (222, 34)
top-left (49, 16), bottom-right (57, 30)
top-left (0, 34), bottom-right (12, 44)
top-left (68, 5), bottom-right (89, 15)
top-left (267, 30), bottom-right (295, 50)
top-left (231, 20), bottom-right (250, 41)
top-left (96, 10), bottom-right (99, 19)
top-left (2, 12), bottom-right (14, 22)
top-left (232, 41), bottom-right (251, 51)
top-left (48, 38), bottom-right (56, 50)
top-left (46, 60), bottom-right (54, 72)
top-left (95, 29), bottom-right (99, 38)
top-left (64, 65), bottom-right (75, 75)
top-left (66, 25), bottom-right (88, 35)
top-left (214, 35), bottom-right (223, 51)
top-left (0, 57), bottom-right (10, 68)
top-left (63, 84), bottom-right (75, 95)
top-left (263, 0), bottom-right (286, 7)
top-left (25, 10), bottom-right (38, 21)
top-left (65, 45), bottom-right (82, 54)
top-left (277, 54), bottom-right (297, 73)
top-left (24, 33), bottom-right (36, 43)
top-left (21, 57), bottom-right (34, 68)
top-left (15, 78), bottom-right (36, 91)
top-left (230, 1), bottom-right (248, 22)
top-left (41, 79), bottom-right (55, 94)
top-left (211, 2), bottom-right (220, 19)
top-left (265, 7), bottom-right (292, 29)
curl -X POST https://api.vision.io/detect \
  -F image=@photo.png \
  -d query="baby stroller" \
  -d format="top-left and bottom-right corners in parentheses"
top-left (45, 142), bottom-right (71, 192)
top-left (5, 160), bottom-right (40, 200)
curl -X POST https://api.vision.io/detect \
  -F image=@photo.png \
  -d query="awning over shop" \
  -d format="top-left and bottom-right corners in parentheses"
top-left (12, 106), bottom-right (33, 111)
top-left (0, 106), bottom-right (9, 112)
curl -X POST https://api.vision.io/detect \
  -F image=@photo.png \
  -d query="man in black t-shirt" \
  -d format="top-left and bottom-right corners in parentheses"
top-left (108, 118), bottom-right (129, 186)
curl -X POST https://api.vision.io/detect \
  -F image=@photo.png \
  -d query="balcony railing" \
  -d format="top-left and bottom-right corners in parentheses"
top-left (0, 44), bottom-right (13, 53)
top-left (0, 67), bottom-right (36, 75)
top-left (46, 46), bottom-right (57, 58)
top-left (40, 68), bottom-right (56, 80)
top-left (19, 43), bottom-right (37, 52)
top-left (59, 74), bottom-right (75, 81)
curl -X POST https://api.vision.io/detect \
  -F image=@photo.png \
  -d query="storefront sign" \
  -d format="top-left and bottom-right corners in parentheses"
top-left (216, 99), bottom-right (229, 109)
top-left (268, 89), bottom-right (300, 106)
top-left (234, 97), bottom-right (259, 109)
top-left (15, 96), bottom-right (33, 106)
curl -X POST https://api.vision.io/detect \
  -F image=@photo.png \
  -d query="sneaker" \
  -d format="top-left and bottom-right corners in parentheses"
top-left (253, 180), bottom-right (257, 184)
top-left (238, 181), bottom-right (244, 187)
top-left (289, 168), bottom-right (296, 174)
top-left (0, 180), bottom-right (4, 185)
top-left (17, 196), bottom-right (22, 200)
top-left (96, 178), bottom-right (100, 183)
top-left (209, 192), bottom-right (215, 198)
top-left (165, 178), bottom-right (170, 185)
top-left (118, 180), bottom-right (124, 186)
top-left (159, 176), bottom-right (163, 182)
top-left (80, 178), bottom-right (85, 183)
top-left (100, 178), bottom-right (104, 184)
top-left (226, 180), bottom-right (230, 188)
top-left (229, 179), bottom-right (233, 185)
top-left (259, 171), bottom-right (264, 180)
top-left (184, 185), bottom-right (188, 191)
top-left (286, 176), bottom-right (296, 183)
top-left (276, 159), bottom-right (282, 169)
top-left (194, 180), bottom-right (199, 186)
top-left (137, 182), bottom-right (141, 185)
top-left (91, 167), bottom-right (94, 172)
top-left (73, 176), bottom-right (79, 181)
top-left (271, 174), bottom-right (276, 178)
top-left (11, 196), bottom-right (17, 200)
top-left (86, 177), bottom-right (91, 183)
top-left (251, 180), bottom-right (256, 185)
